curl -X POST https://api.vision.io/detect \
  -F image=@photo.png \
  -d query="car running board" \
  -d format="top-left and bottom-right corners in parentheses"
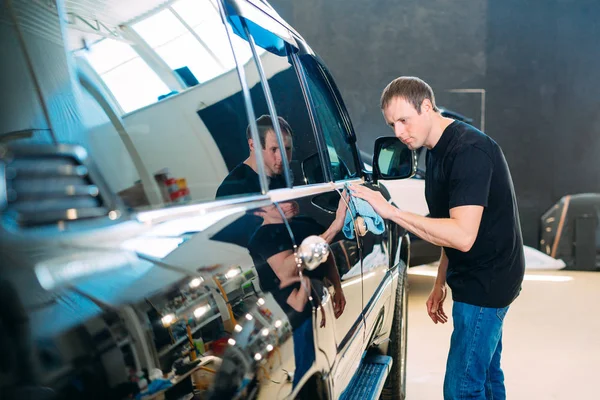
top-left (339, 355), bottom-right (393, 400)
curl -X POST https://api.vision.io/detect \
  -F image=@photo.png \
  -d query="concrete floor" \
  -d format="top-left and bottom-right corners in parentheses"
top-left (406, 265), bottom-right (600, 399)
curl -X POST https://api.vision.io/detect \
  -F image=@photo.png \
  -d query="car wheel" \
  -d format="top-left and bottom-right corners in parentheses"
top-left (381, 261), bottom-right (409, 400)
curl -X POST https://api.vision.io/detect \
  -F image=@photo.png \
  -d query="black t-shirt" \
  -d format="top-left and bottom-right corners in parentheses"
top-left (425, 121), bottom-right (525, 308)
top-left (215, 163), bottom-right (286, 198)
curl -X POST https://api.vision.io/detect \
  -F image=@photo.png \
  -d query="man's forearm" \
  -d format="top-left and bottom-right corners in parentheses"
top-left (324, 256), bottom-right (343, 291)
top-left (320, 222), bottom-right (341, 244)
top-left (389, 208), bottom-right (473, 252)
top-left (435, 249), bottom-right (448, 287)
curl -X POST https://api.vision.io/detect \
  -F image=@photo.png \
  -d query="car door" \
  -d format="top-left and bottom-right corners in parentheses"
top-left (291, 51), bottom-right (393, 396)
top-left (219, 4), bottom-right (367, 397)
top-left (0, 2), bottom-right (321, 399)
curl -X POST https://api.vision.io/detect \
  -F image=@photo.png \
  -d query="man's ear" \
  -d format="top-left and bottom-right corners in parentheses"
top-left (248, 138), bottom-right (255, 152)
top-left (421, 99), bottom-right (433, 114)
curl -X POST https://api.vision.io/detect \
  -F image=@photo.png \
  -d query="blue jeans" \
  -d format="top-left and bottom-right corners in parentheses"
top-left (444, 301), bottom-right (509, 400)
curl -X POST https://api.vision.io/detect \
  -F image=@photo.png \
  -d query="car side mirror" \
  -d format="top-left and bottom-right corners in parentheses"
top-left (372, 136), bottom-right (417, 183)
top-left (301, 153), bottom-right (324, 185)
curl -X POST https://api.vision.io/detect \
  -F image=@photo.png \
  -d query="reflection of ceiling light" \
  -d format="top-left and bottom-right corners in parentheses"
top-left (35, 251), bottom-right (137, 290)
top-left (121, 237), bottom-right (184, 258)
top-left (245, 314), bottom-right (253, 321)
top-left (234, 324), bottom-right (243, 332)
top-left (254, 353), bottom-right (262, 361)
top-left (228, 338), bottom-right (236, 346)
top-left (189, 277), bottom-right (203, 288)
top-left (66, 208), bottom-right (78, 220)
top-left (161, 314), bottom-right (176, 327)
top-left (342, 272), bottom-right (376, 288)
top-left (194, 305), bottom-right (210, 318)
top-left (257, 298), bottom-right (265, 306)
top-left (266, 344), bottom-right (274, 352)
top-left (261, 328), bottom-right (269, 336)
top-left (225, 268), bottom-right (240, 279)
top-left (136, 206), bottom-right (246, 228)
top-left (274, 320), bottom-right (282, 328)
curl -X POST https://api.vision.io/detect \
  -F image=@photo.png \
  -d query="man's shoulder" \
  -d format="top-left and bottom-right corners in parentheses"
top-left (216, 163), bottom-right (259, 198)
top-left (225, 163), bottom-right (255, 180)
top-left (449, 123), bottom-right (497, 160)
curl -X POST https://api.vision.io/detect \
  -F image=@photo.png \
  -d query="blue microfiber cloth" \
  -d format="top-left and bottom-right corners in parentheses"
top-left (136, 379), bottom-right (172, 400)
top-left (342, 184), bottom-right (385, 239)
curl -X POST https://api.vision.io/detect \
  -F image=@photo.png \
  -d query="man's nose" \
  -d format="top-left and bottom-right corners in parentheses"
top-left (394, 124), bottom-right (406, 139)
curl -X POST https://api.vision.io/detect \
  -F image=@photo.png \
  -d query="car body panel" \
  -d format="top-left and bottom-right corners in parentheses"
top-left (0, 1), bottom-right (409, 399)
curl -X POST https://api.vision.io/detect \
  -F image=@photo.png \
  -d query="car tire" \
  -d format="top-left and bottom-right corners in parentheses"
top-left (381, 261), bottom-right (409, 400)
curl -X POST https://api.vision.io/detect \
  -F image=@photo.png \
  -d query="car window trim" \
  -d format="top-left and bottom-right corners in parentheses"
top-left (268, 178), bottom-right (362, 203)
top-left (294, 54), bottom-right (364, 182)
top-left (290, 50), bottom-right (333, 183)
top-left (135, 193), bottom-right (271, 225)
top-left (240, 18), bottom-right (293, 188)
top-left (218, 0), bottom-right (270, 194)
top-left (223, 0), bottom-right (298, 48)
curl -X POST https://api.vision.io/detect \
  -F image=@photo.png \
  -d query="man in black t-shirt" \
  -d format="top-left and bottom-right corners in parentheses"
top-left (213, 115), bottom-right (294, 247)
top-left (215, 115), bottom-right (293, 198)
top-left (351, 77), bottom-right (524, 400)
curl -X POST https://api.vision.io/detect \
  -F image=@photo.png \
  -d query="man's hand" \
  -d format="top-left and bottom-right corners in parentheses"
top-left (331, 190), bottom-right (350, 232)
top-left (332, 287), bottom-right (346, 319)
top-left (255, 201), bottom-right (299, 225)
top-left (348, 184), bottom-right (396, 220)
top-left (426, 284), bottom-right (448, 324)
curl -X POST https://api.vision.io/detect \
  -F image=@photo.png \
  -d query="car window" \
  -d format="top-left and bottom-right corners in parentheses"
top-left (298, 55), bottom-right (360, 182)
top-left (66, 0), bottom-right (271, 211)
top-left (225, 11), bottom-right (328, 188)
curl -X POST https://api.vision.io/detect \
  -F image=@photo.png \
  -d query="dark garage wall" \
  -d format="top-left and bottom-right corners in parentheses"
top-left (270, 0), bottom-right (600, 247)
top-left (485, 0), bottom-right (600, 246)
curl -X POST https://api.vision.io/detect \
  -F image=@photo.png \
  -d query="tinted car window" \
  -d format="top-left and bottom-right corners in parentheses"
top-left (236, 31), bottom-right (325, 188)
top-left (298, 55), bottom-right (360, 182)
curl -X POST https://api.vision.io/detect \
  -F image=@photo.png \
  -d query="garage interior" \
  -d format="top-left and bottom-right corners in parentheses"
top-left (270, 1), bottom-right (600, 399)
top-left (1, 0), bottom-right (599, 399)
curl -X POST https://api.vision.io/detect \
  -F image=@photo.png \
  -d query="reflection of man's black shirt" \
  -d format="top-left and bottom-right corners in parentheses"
top-left (213, 163), bottom-right (287, 248)
top-left (215, 163), bottom-right (286, 198)
top-left (248, 217), bottom-right (326, 329)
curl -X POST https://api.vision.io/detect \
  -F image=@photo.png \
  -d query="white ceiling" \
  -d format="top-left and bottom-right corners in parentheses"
top-left (63, 0), bottom-right (175, 50)
top-left (64, 0), bottom-right (172, 28)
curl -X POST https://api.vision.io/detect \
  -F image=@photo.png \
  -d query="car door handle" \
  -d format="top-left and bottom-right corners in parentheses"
top-left (355, 216), bottom-right (368, 237)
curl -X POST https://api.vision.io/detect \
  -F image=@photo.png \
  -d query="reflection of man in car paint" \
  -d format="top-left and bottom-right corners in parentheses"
top-left (215, 115), bottom-right (293, 198)
top-left (247, 198), bottom-right (347, 388)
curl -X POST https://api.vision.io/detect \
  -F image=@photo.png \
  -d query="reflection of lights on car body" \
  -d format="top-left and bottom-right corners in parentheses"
top-left (274, 320), bottom-right (282, 328)
top-left (194, 305), bottom-right (211, 318)
top-left (266, 344), bottom-right (274, 352)
top-left (245, 314), bottom-right (253, 321)
top-left (35, 251), bottom-right (137, 290)
top-left (228, 338), bottom-right (236, 346)
top-left (189, 277), bottom-right (203, 288)
top-left (234, 324), bottom-right (243, 332)
top-left (161, 314), bottom-right (176, 327)
top-left (261, 328), bottom-right (269, 337)
top-left (225, 268), bottom-right (240, 279)
top-left (257, 298), bottom-right (265, 306)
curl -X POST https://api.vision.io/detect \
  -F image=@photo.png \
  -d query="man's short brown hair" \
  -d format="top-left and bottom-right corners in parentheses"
top-left (246, 115), bottom-right (293, 148)
top-left (380, 76), bottom-right (440, 114)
